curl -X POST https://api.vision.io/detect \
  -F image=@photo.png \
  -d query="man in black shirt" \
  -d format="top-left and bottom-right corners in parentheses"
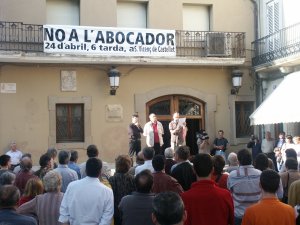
top-left (128, 114), bottom-right (143, 164)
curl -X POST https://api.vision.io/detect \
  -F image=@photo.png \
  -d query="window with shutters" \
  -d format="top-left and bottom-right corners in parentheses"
top-left (266, 0), bottom-right (282, 51)
top-left (56, 104), bottom-right (84, 143)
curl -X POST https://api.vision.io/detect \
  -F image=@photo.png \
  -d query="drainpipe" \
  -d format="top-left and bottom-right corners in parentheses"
top-left (249, 0), bottom-right (262, 139)
top-left (250, 0), bottom-right (259, 41)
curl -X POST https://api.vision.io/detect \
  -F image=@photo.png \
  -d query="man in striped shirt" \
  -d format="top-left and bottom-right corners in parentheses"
top-left (227, 149), bottom-right (261, 225)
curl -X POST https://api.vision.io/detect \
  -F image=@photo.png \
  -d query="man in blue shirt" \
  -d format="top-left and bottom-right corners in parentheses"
top-left (68, 150), bottom-right (81, 179)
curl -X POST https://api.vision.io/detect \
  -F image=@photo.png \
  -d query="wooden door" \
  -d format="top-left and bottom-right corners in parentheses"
top-left (146, 95), bottom-right (205, 155)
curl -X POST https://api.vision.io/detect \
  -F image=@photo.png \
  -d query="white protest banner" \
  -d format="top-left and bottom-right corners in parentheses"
top-left (43, 25), bottom-right (176, 57)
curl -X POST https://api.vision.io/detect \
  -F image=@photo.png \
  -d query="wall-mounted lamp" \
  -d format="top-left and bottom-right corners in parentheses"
top-left (231, 69), bottom-right (243, 95)
top-left (107, 66), bottom-right (120, 95)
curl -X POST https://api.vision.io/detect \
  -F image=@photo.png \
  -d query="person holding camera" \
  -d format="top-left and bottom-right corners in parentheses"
top-left (247, 135), bottom-right (262, 161)
top-left (197, 130), bottom-right (211, 154)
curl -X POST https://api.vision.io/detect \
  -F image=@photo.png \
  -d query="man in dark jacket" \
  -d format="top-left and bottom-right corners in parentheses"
top-left (171, 146), bottom-right (196, 191)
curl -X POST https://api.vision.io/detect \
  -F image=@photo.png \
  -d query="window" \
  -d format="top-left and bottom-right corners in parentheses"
top-left (117, 2), bottom-right (147, 28)
top-left (182, 4), bottom-right (210, 31)
top-left (56, 104), bottom-right (84, 143)
top-left (46, 0), bottom-right (80, 25)
top-left (235, 101), bottom-right (254, 138)
top-left (265, 0), bottom-right (282, 50)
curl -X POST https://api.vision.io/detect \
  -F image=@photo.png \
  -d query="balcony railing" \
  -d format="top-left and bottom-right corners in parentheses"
top-left (0, 21), bottom-right (245, 58)
top-left (252, 22), bottom-right (300, 67)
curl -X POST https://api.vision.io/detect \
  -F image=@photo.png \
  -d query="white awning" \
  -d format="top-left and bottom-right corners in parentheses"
top-left (250, 71), bottom-right (300, 125)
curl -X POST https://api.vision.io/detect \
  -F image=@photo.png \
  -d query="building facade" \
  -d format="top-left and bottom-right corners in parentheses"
top-left (0, 0), bottom-right (255, 162)
top-left (251, 0), bottom-right (300, 137)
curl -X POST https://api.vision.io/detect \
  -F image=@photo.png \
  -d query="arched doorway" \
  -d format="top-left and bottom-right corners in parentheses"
top-left (146, 95), bottom-right (205, 155)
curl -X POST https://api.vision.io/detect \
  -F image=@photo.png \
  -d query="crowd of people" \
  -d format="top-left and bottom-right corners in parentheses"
top-left (1, 126), bottom-right (300, 225)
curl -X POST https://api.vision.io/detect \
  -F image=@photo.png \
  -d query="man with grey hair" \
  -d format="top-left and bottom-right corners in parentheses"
top-left (143, 113), bottom-right (164, 155)
top-left (169, 112), bottom-right (185, 149)
top-left (164, 147), bottom-right (176, 175)
top-left (226, 152), bottom-right (239, 173)
top-left (5, 141), bottom-right (22, 171)
top-left (17, 171), bottom-right (63, 225)
top-left (0, 171), bottom-right (16, 186)
top-left (0, 185), bottom-right (37, 225)
top-left (54, 150), bottom-right (78, 192)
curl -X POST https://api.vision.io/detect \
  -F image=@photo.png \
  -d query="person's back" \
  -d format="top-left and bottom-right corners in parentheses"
top-left (54, 151), bottom-right (78, 193)
top-left (227, 149), bottom-right (261, 225)
top-left (164, 147), bottom-right (176, 175)
top-left (171, 146), bottom-right (196, 191)
top-left (79, 145), bottom-right (99, 178)
top-left (135, 147), bottom-right (155, 175)
top-left (119, 170), bottom-right (155, 225)
top-left (108, 155), bottom-right (136, 225)
top-left (59, 158), bottom-right (113, 225)
top-left (151, 155), bottom-right (183, 194)
top-left (242, 170), bottom-right (295, 225)
top-left (280, 158), bottom-right (300, 203)
top-left (152, 192), bottom-right (186, 225)
top-left (181, 153), bottom-right (234, 225)
top-left (68, 150), bottom-right (81, 179)
top-left (14, 157), bottom-right (37, 195)
top-left (0, 185), bottom-right (37, 225)
top-left (288, 179), bottom-right (300, 207)
top-left (17, 171), bottom-right (63, 225)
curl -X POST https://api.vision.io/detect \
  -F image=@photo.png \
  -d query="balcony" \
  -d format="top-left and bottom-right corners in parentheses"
top-left (252, 22), bottom-right (300, 71)
top-left (0, 21), bottom-right (246, 66)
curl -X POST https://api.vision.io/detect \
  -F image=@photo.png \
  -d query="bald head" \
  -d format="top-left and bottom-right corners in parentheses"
top-left (20, 157), bottom-right (32, 172)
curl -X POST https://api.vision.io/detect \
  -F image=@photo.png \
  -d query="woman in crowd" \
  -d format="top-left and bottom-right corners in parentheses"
top-left (47, 148), bottom-right (58, 169)
top-left (34, 153), bottom-right (52, 179)
top-left (211, 155), bottom-right (228, 189)
top-left (278, 135), bottom-right (294, 171)
top-left (17, 170), bottom-right (64, 225)
top-left (18, 177), bottom-right (44, 206)
top-left (109, 155), bottom-right (136, 225)
top-left (280, 148), bottom-right (298, 173)
top-left (293, 136), bottom-right (300, 162)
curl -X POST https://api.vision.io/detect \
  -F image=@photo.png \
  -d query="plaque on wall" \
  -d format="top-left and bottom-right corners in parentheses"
top-left (0, 83), bottom-right (16, 93)
top-left (105, 104), bottom-right (123, 122)
top-left (61, 70), bottom-right (77, 91)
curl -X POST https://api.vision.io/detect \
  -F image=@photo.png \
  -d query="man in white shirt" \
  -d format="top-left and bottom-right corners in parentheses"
top-left (261, 131), bottom-right (276, 167)
top-left (135, 147), bottom-right (155, 176)
top-left (143, 113), bottom-right (164, 155)
top-left (5, 141), bottom-right (22, 171)
top-left (59, 157), bottom-right (114, 225)
top-left (261, 131), bottom-right (275, 154)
